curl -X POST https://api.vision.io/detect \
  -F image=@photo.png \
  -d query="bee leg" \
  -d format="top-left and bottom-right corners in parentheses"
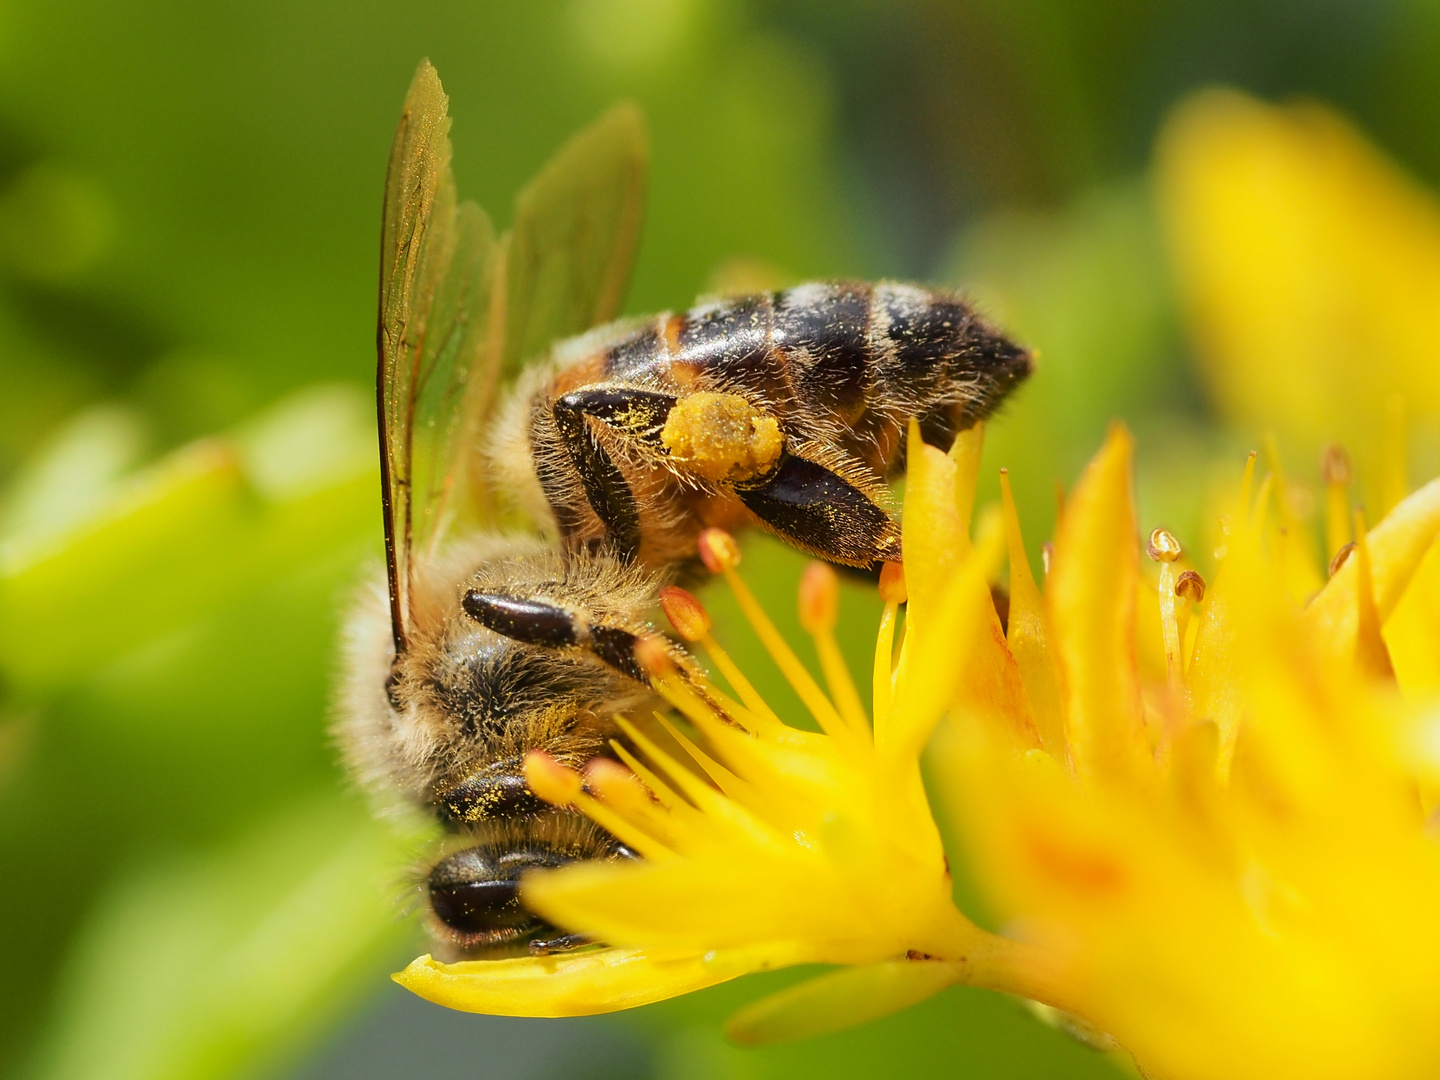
top-left (528, 932), bottom-right (593, 954)
top-left (461, 590), bottom-right (648, 683)
top-left (736, 454), bottom-right (902, 567)
top-left (555, 387), bottom-right (676, 445)
top-left (553, 394), bottom-right (662, 563)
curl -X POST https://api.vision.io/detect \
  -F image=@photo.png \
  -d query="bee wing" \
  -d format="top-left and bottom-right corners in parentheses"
top-left (498, 102), bottom-right (649, 377)
top-left (378, 60), bottom-right (498, 650)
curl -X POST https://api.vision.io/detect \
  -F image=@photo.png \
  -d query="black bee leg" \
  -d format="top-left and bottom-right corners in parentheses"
top-left (736, 454), bottom-right (902, 567)
top-left (552, 394), bottom-right (658, 563)
top-left (528, 932), bottom-right (592, 954)
top-left (556, 387), bottom-right (677, 448)
top-left (461, 591), bottom-right (648, 684)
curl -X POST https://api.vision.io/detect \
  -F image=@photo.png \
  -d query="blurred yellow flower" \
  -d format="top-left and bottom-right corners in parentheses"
top-left (397, 417), bottom-right (1440, 1079)
top-left (1157, 88), bottom-right (1440, 516)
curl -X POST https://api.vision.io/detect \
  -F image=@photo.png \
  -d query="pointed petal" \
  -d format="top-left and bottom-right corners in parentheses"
top-left (1385, 534), bottom-right (1440, 699)
top-left (725, 960), bottom-right (964, 1045)
top-left (890, 525), bottom-right (1029, 757)
top-left (1047, 425), bottom-right (1148, 788)
top-left (949, 422), bottom-right (985, 549)
top-left (1306, 478), bottom-right (1440, 660)
top-left (1002, 471), bottom-right (1066, 754)
top-left (394, 947), bottom-right (773, 1017)
top-left (1187, 562), bottom-right (1245, 778)
top-left (902, 420), bottom-right (964, 630)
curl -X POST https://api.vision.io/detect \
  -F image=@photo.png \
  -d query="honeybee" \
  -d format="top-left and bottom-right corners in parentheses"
top-left (338, 61), bottom-right (1032, 958)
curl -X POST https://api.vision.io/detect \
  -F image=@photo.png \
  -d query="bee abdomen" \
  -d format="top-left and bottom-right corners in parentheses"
top-left (660, 282), bottom-right (1032, 434)
top-left (866, 282), bottom-right (1032, 429)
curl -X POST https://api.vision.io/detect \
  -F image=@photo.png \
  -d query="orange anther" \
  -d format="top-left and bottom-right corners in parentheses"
top-left (584, 758), bottom-right (651, 812)
top-left (633, 633), bottom-right (675, 677)
top-left (1321, 443), bottom-right (1352, 487)
top-left (523, 750), bottom-right (583, 808)
top-left (660, 586), bottom-right (711, 642)
top-left (878, 560), bottom-right (907, 604)
top-left (697, 528), bottom-right (741, 573)
top-left (798, 562), bottom-right (839, 634)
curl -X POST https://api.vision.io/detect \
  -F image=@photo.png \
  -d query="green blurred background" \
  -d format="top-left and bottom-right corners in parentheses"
top-left (2, 2), bottom-right (1438, 1078)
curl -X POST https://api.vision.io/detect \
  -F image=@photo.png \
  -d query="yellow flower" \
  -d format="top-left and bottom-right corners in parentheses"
top-left (1157, 88), bottom-right (1440, 518)
top-left (937, 428), bottom-right (1440, 1080)
top-left (395, 424), bottom-right (1077, 1035)
top-left (396, 418), bottom-right (1440, 1079)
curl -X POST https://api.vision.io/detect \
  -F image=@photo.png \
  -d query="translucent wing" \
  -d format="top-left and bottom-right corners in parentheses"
top-left (499, 102), bottom-right (649, 376)
top-left (378, 60), bottom-right (497, 651)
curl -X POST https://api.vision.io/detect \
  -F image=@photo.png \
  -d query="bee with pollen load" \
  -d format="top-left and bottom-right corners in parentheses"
top-left (337, 61), bottom-right (1033, 959)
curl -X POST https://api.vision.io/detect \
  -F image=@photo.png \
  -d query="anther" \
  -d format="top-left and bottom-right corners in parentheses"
top-left (1328, 541), bottom-right (1356, 577)
top-left (584, 758), bottom-right (652, 815)
top-left (1321, 443), bottom-right (1352, 487)
top-left (1175, 569), bottom-right (1206, 604)
top-left (1147, 527), bottom-right (1183, 563)
top-left (697, 528), bottom-right (741, 574)
top-left (878, 561), bottom-right (907, 604)
top-left (798, 562), bottom-right (839, 634)
top-left (633, 633), bottom-right (675, 677)
top-left (1041, 542), bottom-right (1054, 577)
top-left (522, 751), bottom-right (582, 808)
top-left (659, 586), bottom-right (711, 642)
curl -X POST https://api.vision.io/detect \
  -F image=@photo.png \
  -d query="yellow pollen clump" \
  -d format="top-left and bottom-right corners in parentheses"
top-left (661, 392), bottom-right (783, 484)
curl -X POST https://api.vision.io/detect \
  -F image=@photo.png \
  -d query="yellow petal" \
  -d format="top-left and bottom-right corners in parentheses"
top-left (1001, 470), bottom-right (1066, 754)
top-left (1187, 560), bottom-right (1246, 778)
top-left (1384, 533), bottom-right (1440, 698)
top-left (949, 421), bottom-right (985, 550)
top-left (1306, 477), bottom-right (1440, 660)
top-left (724, 960), bottom-right (964, 1045)
top-left (901, 419), bottom-right (964, 630)
top-left (892, 522), bottom-right (1031, 757)
top-left (394, 946), bottom-right (777, 1017)
top-left (1047, 424), bottom-right (1148, 788)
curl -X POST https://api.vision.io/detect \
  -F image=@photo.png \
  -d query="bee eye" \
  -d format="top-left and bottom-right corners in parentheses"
top-left (426, 846), bottom-right (577, 951)
top-left (428, 875), bottom-right (528, 934)
top-left (427, 848), bottom-right (535, 935)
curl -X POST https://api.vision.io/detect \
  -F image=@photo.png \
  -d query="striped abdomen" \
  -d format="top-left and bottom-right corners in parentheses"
top-left (529, 280), bottom-right (1032, 569)
top-left (600, 281), bottom-right (1033, 462)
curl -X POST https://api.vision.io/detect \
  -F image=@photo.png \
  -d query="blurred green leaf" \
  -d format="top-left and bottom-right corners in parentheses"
top-left (21, 793), bottom-right (422, 1080)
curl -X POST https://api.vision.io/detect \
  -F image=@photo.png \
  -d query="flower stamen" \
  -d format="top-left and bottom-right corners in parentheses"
top-left (1322, 442), bottom-right (1353, 561)
top-left (799, 562), bottom-right (872, 743)
top-left (698, 528), bottom-right (857, 749)
top-left (872, 562), bottom-right (906, 742)
top-left (1147, 526), bottom-right (1187, 696)
top-left (523, 750), bottom-right (676, 861)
